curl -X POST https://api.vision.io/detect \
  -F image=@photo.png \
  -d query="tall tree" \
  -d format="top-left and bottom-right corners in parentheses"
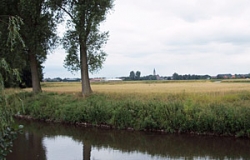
top-left (129, 71), bottom-right (135, 80)
top-left (0, 2), bottom-right (24, 158)
top-left (17, 0), bottom-right (58, 93)
top-left (172, 72), bottom-right (179, 80)
top-left (135, 71), bottom-right (141, 80)
top-left (52, 0), bottom-right (114, 96)
top-left (0, 0), bottom-right (58, 92)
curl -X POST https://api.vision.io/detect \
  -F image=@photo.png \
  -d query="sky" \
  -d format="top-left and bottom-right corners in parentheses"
top-left (44, 0), bottom-right (250, 78)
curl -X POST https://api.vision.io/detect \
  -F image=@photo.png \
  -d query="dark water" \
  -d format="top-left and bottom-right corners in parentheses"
top-left (7, 119), bottom-right (250, 160)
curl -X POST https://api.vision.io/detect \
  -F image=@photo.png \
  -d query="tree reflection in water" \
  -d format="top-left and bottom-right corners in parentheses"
top-left (7, 119), bottom-right (250, 160)
top-left (83, 143), bottom-right (91, 160)
top-left (7, 131), bottom-right (46, 160)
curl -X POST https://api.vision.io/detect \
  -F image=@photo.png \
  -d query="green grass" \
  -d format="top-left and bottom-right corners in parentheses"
top-left (6, 90), bottom-right (250, 138)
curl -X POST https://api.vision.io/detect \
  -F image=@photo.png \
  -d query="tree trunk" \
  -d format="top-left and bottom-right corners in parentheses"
top-left (29, 53), bottom-right (42, 93)
top-left (83, 143), bottom-right (91, 160)
top-left (80, 42), bottom-right (92, 96)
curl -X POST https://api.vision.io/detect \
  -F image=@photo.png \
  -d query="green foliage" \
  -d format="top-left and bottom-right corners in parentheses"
top-left (5, 91), bottom-right (250, 138)
top-left (129, 71), bottom-right (135, 80)
top-left (172, 72), bottom-right (211, 80)
top-left (0, 125), bottom-right (23, 160)
top-left (0, 3), bottom-right (26, 88)
top-left (0, 58), bottom-right (21, 89)
top-left (110, 101), bottom-right (135, 129)
top-left (7, 16), bottom-right (25, 50)
top-left (0, 59), bottom-right (22, 159)
top-left (61, 1), bottom-right (112, 72)
top-left (135, 71), bottom-right (141, 80)
top-left (0, 58), bottom-right (20, 91)
top-left (1, 0), bottom-right (57, 90)
top-left (54, 0), bottom-right (114, 95)
top-left (0, 7), bottom-right (25, 50)
top-left (127, 71), bottom-right (142, 80)
top-left (19, 0), bottom-right (59, 92)
top-left (1, 10), bottom-right (30, 150)
top-left (63, 30), bottom-right (80, 73)
top-left (0, 90), bottom-right (23, 155)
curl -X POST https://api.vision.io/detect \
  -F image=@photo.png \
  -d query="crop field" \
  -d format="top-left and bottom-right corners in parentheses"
top-left (9, 79), bottom-right (250, 137)
top-left (39, 80), bottom-right (250, 94)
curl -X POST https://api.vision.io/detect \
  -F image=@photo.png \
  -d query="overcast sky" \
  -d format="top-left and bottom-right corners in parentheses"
top-left (44, 0), bottom-right (250, 78)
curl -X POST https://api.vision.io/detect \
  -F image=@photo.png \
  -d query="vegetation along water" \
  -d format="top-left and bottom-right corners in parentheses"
top-left (5, 80), bottom-right (250, 138)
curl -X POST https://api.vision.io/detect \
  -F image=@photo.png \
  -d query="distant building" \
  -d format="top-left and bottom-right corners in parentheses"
top-left (104, 78), bottom-right (122, 82)
top-left (153, 68), bottom-right (161, 80)
top-left (90, 78), bottom-right (105, 82)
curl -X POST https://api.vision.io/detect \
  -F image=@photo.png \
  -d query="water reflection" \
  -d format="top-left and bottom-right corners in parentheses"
top-left (7, 119), bottom-right (250, 160)
top-left (7, 131), bottom-right (46, 160)
top-left (43, 136), bottom-right (82, 160)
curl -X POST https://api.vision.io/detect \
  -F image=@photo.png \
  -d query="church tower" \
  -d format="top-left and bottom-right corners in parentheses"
top-left (153, 68), bottom-right (156, 76)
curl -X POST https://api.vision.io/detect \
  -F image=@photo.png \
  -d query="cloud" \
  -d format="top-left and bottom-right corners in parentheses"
top-left (44, 0), bottom-right (250, 78)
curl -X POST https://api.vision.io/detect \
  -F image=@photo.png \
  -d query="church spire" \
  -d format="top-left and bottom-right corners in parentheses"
top-left (153, 68), bottom-right (156, 76)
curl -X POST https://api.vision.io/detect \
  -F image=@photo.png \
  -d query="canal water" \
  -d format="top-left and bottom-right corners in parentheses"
top-left (7, 119), bottom-right (250, 160)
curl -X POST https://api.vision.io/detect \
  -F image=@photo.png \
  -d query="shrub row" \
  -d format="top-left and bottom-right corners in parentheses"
top-left (7, 91), bottom-right (250, 138)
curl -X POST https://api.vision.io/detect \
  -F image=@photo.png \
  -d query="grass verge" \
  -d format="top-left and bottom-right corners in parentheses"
top-left (6, 90), bottom-right (250, 138)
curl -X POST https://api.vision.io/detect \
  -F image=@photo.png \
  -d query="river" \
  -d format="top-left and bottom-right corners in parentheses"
top-left (7, 119), bottom-right (250, 160)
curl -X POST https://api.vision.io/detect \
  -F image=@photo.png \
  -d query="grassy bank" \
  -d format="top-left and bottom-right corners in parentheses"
top-left (7, 86), bottom-right (250, 137)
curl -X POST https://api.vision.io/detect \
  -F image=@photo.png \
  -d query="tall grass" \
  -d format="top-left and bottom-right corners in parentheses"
top-left (8, 88), bottom-right (250, 138)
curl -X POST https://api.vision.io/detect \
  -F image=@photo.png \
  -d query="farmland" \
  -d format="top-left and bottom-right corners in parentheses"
top-left (9, 80), bottom-right (250, 137)
top-left (40, 80), bottom-right (250, 94)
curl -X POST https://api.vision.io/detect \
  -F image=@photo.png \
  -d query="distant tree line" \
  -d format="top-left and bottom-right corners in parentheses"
top-left (44, 77), bottom-right (81, 82)
top-left (123, 71), bottom-right (250, 81)
top-left (45, 72), bottom-right (250, 82)
top-left (123, 71), bottom-right (140, 80)
top-left (216, 74), bottom-right (250, 79)
top-left (123, 71), bottom-right (157, 81)
top-left (124, 71), bottom-right (211, 81)
top-left (171, 73), bottom-right (211, 80)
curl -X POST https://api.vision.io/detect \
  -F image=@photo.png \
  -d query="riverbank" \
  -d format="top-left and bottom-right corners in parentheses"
top-left (7, 88), bottom-right (250, 138)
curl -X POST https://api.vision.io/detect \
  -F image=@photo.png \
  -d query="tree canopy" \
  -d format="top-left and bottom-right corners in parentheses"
top-left (1, 0), bottom-right (114, 96)
top-left (19, 0), bottom-right (58, 92)
top-left (51, 0), bottom-right (114, 96)
top-left (0, 0), bottom-right (59, 92)
top-left (0, 2), bottom-right (24, 157)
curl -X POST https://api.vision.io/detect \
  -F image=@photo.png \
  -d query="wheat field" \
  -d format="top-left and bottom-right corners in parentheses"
top-left (39, 80), bottom-right (250, 94)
